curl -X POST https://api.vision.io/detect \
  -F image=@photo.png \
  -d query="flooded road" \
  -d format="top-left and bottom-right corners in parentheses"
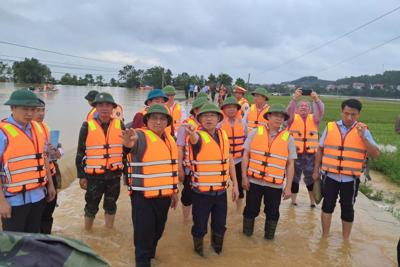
top-left (0, 83), bottom-right (399, 266)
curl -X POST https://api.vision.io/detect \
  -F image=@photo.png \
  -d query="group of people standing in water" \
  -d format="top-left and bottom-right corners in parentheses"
top-left (0, 85), bottom-right (381, 267)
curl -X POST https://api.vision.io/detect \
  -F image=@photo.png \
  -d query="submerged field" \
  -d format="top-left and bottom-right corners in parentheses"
top-left (269, 95), bottom-right (400, 184)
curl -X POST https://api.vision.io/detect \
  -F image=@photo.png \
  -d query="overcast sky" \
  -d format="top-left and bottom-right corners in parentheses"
top-left (1, 0), bottom-right (400, 83)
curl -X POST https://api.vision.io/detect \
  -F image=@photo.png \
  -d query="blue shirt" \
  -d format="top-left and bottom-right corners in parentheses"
top-left (319, 120), bottom-right (377, 183)
top-left (0, 116), bottom-right (46, 206)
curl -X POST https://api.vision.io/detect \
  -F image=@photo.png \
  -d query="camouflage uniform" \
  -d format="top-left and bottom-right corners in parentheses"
top-left (292, 153), bottom-right (315, 193)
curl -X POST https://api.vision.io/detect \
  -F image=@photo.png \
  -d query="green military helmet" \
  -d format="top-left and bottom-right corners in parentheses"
top-left (251, 87), bottom-right (269, 100)
top-left (221, 96), bottom-right (241, 110)
top-left (264, 103), bottom-right (289, 121)
top-left (162, 85), bottom-right (176, 96)
top-left (85, 90), bottom-right (99, 101)
top-left (143, 104), bottom-right (173, 126)
top-left (196, 103), bottom-right (224, 122)
top-left (190, 97), bottom-right (208, 115)
top-left (4, 88), bottom-right (42, 107)
top-left (91, 92), bottom-right (117, 108)
top-left (196, 92), bottom-right (209, 99)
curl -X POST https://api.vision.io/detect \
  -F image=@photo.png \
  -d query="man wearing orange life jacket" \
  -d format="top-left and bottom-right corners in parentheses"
top-left (76, 92), bottom-right (125, 230)
top-left (0, 89), bottom-right (56, 233)
top-left (176, 97), bottom-right (208, 222)
top-left (242, 104), bottom-right (295, 240)
top-left (122, 104), bottom-right (178, 267)
top-left (184, 103), bottom-right (239, 256)
top-left (33, 99), bottom-right (64, 234)
top-left (163, 85), bottom-right (186, 137)
top-left (244, 87), bottom-right (270, 131)
top-left (220, 96), bottom-right (247, 211)
top-left (85, 89), bottom-right (125, 121)
top-left (287, 88), bottom-right (325, 207)
top-left (131, 89), bottom-right (169, 129)
top-left (233, 85), bottom-right (250, 116)
top-left (312, 99), bottom-right (379, 240)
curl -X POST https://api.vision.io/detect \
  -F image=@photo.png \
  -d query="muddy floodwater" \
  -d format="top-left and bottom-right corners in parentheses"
top-left (0, 83), bottom-right (399, 266)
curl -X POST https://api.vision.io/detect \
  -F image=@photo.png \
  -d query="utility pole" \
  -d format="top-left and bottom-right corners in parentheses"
top-left (247, 73), bottom-right (251, 88)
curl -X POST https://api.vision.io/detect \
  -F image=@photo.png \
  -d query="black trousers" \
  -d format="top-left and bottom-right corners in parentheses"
top-left (1, 198), bottom-right (46, 233)
top-left (322, 177), bottom-right (360, 222)
top-left (191, 191), bottom-right (227, 238)
top-left (41, 175), bottom-right (58, 234)
top-left (131, 193), bottom-right (171, 266)
top-left (235, 162), bottom-right (244, 199)
top-left (243, 183), bottom-right (282, 221)
top-left (180, 174), bottom-right (193, 206)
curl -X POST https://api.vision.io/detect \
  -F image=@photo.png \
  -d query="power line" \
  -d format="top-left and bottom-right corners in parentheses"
top-left (0, 54), bottom-right (119, 72)
top-left (309, 33), bottom-right (400, 76)
top-left (0, 40), bottom-right (123, 65)
top-left (256, 5), bottom-right (400, 75)
top-left (0, 58), bottom-right (117, 76)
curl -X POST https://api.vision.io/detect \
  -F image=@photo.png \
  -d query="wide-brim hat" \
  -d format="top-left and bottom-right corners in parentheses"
top-left (234, 85), bottom-right (247, 93)
top-left (263, 103), bottom-right (289, 121)
top-left (4, 88), bottom-right (42, 107)
top-left (85, 90), bottom-right (99, 101)
top-left (92, 92), bottom-right (117, 108)
top-left (190, 97), bottom-right (208, 115)
top-left (162, 85), bottom-right (176, 96)
top-left (251, 87), bottom-right (269, 100)
top-left (196, 103), bottom-right (224, 122)
top-left (221, 96), bottom-right (241, 110)
top-left (145, 89), bottom-right (169, 105)
top-left (143, 104), bottom-right (173, 126)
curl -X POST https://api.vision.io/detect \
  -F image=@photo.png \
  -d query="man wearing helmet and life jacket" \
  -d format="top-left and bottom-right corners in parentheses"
top-left (184, 103), bottom-right (239, 256)
top-left (287, 88), bottom-right (325, 207)
top-left (242, 104), bottom-right (296, 240)
top-left (220, 96), bottom-right (247, 211)
top-left (312, 99), bottom-right (380, 240)
top-left (122, 104), bottom-right (178, 267)
top-left (76, 92), bottom-right (125, 230)
top-left (131, 89), bottom-right (169, 129)
top-left (0, 89), bottom-right (56, 233)
top-left (85, 90), bottom-right (124, 121)
top-left (163, 85), bottom-right (186, 137)
top-left (244, 87), bottom-right (270, 131)
top-left (176, 97), bottom-right (208, 222)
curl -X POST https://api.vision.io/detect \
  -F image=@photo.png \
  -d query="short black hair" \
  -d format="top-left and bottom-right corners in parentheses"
top-left (341, 99), bottom-right (362, 112)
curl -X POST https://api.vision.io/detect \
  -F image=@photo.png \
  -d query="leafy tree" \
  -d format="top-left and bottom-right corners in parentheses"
top-left (207, 73), bottom-right (217, 84)
top-left (235, 77), bottom-right (246, 88)
top-left (173, 72), bottom-right (191, 90)
top-left (0, 61), bottom-right (8, 82)
top-left (110, 78), bottom-right (118, 87)
top-left (142, 66), bottom-right (172, 88)
top-left (60, 73), bottom-right (78, 85)
top-left (95, 75), bottom-right (104, 86)
top-left (217, 73), bottom-right (233, 86)
top-left (84, 74), bottom-right (94, 84)
top-left (12, 58), bottom-right (51, 83)
top-left (118, 65), bottom-right (143, 88)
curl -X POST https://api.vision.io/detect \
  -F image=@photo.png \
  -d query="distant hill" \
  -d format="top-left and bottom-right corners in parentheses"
top-left (336, 71), bottom-right (400, 85)
top-left (282, 76), bottom-right (334, 88)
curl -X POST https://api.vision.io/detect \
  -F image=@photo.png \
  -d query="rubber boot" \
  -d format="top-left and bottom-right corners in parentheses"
top-left (105, 214), bottom-right (115, 228)
top-left (193, 236), bottom-right (204, 256)
top-left (242, 217), bottom-right (255, 236)
top-left (40, 220), bottom-right (53, 234)
top-left (211, 232), bottom-right (224, 254)
top-left (84, 217), bottom-right (94, 231)
top-left (264, 220), bottom-right (278, 240)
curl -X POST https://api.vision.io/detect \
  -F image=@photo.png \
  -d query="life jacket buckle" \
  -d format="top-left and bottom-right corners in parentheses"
top-left (35, 153), bottom-right (43, 159)
top-left (104, 144), bottom-right (110, 149)
top-left (337, 166), bottom-right (344, 171)
top-left (259, 171), bottom-right (266, 176)
top-left (264, 152), bottom-right (270, 157)
top-left (104, 154), bottom-right (110, 159)
top-left (338, 146), bottom-right (344, 151)
top-left (221, 170), bottom-right (227, 175)
top-left (171, 159), bottom-right (177, 164)
top-left (337, 156), bottom-right (344, 161)
top-left (254, 120), bottom-right (258, 124)
top-left (37, 165), bottom-right (44, 171)
top-left (262, 161), bottom-right (268, 167)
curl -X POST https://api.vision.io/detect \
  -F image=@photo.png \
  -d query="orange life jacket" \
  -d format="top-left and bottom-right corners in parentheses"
top-left (321, 121), bottom-right (367, 177)
top-left (165, 102), bottom-right (182, 137)
top-left (38, 122), bottom-right (57, 176)
top-left (289, 114), bottom-right (319, 154)
top-left (0, 121), bottom-right (47, 193)
top-left (247, 126), bottom-right (290, 185)
top-left (127, 129), bottom-right (178, 198)
top-left (84, 118), bottom-right (123, 174)
top-left (247, 104), bottom-right (269, 131)
top-left (188, 129), bottom-right (230, 192)
top-left (86, 104), bottom-right (124, 121)
top-left (220, 116), bottom-right (245, 159)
